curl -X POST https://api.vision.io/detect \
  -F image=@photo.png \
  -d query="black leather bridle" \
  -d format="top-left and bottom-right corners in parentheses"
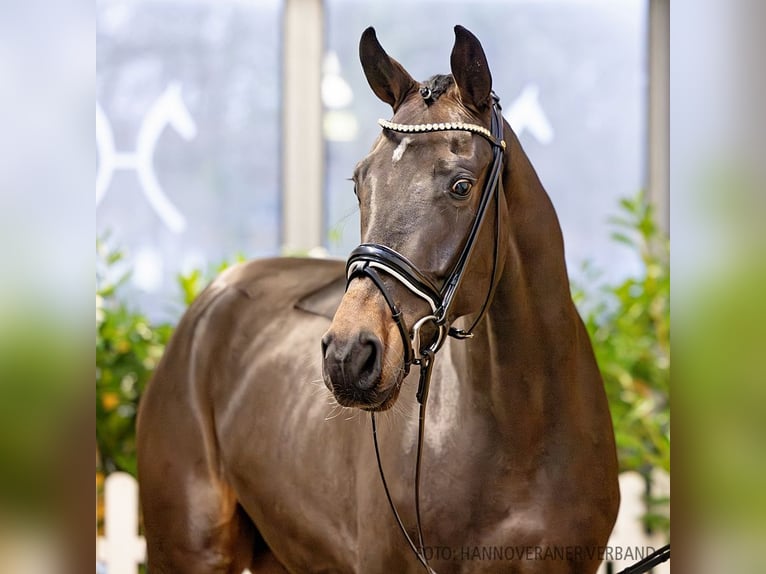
top-left (345, 93), bottom-right (506, 572)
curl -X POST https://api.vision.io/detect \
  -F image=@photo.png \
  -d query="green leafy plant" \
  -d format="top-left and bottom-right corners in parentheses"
top-left (96, 238), bottom-right (172, 476)
top-left (96, 239), bottom-right (244, 476)
top-left (176, 254), bottom-right (246, 306)
top-left (573, 191), bottom-right (670, 531)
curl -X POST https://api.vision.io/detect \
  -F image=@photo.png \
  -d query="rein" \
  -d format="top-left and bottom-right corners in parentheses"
top-left (345, 94), bottom-right (506, 572)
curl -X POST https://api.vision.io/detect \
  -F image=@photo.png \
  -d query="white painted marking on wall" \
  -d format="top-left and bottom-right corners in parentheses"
top-left (96, 83), bottom-right (196, 233)
top-left (505, 83), bottom-right (555, 145)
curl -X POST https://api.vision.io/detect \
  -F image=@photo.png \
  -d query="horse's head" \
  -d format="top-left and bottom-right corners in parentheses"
top-left (322, 26), bottom-right (510, 411)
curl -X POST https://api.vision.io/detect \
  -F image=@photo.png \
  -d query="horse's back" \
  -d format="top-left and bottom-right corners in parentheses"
top-left (138, 256), bottom-right (345, 428)
top-left (198, 257), bottom-right (345, 330)
top-left (212, 256), bottom-right (346, 319)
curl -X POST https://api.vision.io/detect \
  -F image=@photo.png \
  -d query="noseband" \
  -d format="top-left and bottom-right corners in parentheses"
top-left (345, 94), bottom-right (506, 572)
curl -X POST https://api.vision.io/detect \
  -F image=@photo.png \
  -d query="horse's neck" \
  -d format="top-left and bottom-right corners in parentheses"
top-left (455, 130), bottom-right (586, 442)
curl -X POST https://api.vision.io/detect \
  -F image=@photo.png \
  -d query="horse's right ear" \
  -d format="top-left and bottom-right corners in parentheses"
top-left (450, 25), bottom-right (492, 114)
top-left (359, 27), bottom-right (417, 111)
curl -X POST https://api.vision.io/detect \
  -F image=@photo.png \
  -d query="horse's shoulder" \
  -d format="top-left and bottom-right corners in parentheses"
top-left (209, 257), bottom-right (346, 319)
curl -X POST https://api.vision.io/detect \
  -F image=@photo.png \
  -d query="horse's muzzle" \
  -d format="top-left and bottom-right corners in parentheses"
top-left (321, 330), bottom-right (388, 407)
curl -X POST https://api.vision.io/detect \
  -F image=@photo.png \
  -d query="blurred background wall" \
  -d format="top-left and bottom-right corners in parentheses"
top-left (96, 0), bottom-right (669, 321)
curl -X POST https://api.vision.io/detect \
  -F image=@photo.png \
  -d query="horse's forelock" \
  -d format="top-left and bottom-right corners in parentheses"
top-left (422, 74), bottom-right (455, 102)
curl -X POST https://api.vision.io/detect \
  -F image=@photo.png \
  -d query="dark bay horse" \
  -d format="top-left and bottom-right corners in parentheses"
top-left (137, 26), bottom-right (619, 573)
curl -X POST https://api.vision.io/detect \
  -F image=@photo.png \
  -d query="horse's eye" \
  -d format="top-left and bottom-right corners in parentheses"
top-left (451, 179), bottom-right (473, 198)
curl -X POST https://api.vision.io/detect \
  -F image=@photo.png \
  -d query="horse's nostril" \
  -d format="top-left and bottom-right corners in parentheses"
top-left (360, 345), bottom-right (376, 378)
top-left (321, 333), bottom-right (331, 358)
top-left (322, 330), bottom-right (382, 392)
top-left (355, 331), bottom-right (382, 390)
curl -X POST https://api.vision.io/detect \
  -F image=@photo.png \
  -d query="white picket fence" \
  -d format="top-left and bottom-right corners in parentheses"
top-left (97, 470), bottom-right (669, 573)
top-left (96, 472), bottom-right (146, 574)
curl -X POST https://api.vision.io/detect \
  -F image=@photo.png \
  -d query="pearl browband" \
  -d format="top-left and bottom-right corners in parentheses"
top-left (378, 118), bottom-right (506, 149)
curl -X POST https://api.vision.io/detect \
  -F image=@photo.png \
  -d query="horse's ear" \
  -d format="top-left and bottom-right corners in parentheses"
top-left (359, 27), bottom-right (417, 111)
top-left (450, 25), bottom-right (492, 113)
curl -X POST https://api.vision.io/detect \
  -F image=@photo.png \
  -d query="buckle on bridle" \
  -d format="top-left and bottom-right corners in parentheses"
top-left (410, 315), bottom-right (444, 365)
top-left (447, 327), bottom-right (474, 340)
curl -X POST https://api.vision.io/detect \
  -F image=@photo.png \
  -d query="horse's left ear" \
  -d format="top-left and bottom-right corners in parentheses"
top-left (450, 25), bottom-right (492, 114)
